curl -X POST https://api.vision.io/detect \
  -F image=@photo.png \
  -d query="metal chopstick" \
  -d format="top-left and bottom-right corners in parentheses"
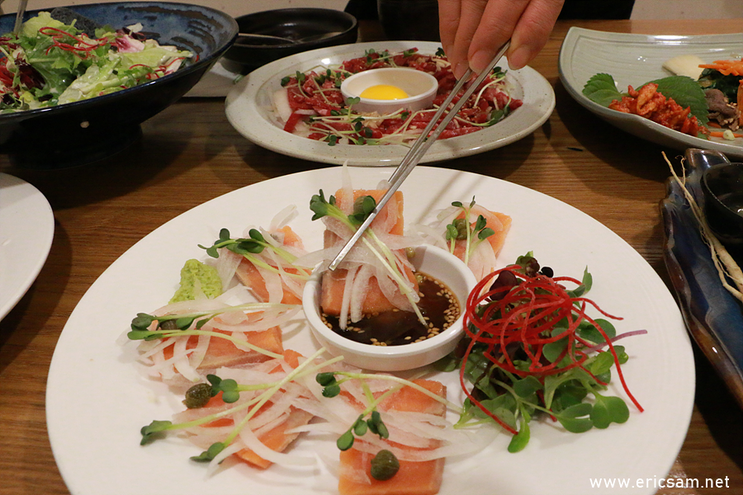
top-left (328, 41), bottom-right (511, 271)
top-left (13, 0), bottom-right (29, 35)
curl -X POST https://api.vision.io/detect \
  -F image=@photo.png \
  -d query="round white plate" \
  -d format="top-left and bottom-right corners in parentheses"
top-left (225, 41), bottom-right (555, 166)
top-left (0, 173), bottom-right (54, 321)
top-left (47, 167), bottom-right (693, 495)
top-left (560, 27), bottom-right (743, 159)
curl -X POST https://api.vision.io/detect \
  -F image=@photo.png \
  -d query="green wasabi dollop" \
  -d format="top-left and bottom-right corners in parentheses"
top-left (170, 259), bottom-right (222, 303)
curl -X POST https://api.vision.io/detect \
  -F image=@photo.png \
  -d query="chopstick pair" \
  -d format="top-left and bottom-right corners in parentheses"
top-left (328, 41), bottom-right (511, 271)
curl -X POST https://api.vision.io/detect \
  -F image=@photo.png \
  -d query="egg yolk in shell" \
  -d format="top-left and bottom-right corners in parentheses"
top-left (359, 84), bottom-right (409, 100)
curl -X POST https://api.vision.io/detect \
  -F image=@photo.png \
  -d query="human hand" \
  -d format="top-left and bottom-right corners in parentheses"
top-left (438, 0), bottom-right (564, 78)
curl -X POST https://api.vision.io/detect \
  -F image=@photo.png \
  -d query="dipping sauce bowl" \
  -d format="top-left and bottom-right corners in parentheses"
top-left (340, 68), bottom-right (438, 114)
top-left (303, 245), bottom-right (477, 372)
top-left (701, 162), bottom-right (743, 250)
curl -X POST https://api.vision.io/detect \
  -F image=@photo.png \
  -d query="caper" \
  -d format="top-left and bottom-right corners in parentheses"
top-left (183, 383), bottom-right (212, 409)
top-left (160, 319), bottom-right (179, 330)
top-left (448, 218), bottom-right (467, 240)
top-left (370, 449), bottom-right (399, 481)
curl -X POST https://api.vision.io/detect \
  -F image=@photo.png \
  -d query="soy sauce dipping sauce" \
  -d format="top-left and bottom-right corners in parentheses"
top-left (321, 273), bottom-right (460, 346)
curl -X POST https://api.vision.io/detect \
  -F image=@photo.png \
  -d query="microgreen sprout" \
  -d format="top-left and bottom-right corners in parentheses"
top-left (453, 340), bottom-right (631, 452)
top-left (198, 228), bottom-right (311, 280)
top-left (191, 442), bottom-right (226, 462)
top-left (315, 370), bottom-right (460, 451)
top-left (207, 374), bottom-right (241, 403)
top-left (445, 198), bottom-right (495, 264)
top-left (309, 190), bottom-right (427, 326)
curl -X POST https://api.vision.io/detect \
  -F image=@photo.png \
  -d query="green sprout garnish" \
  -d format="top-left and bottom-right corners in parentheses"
top-left (190, 442), bottom-right (226, 462)
top-left (198, 228), bottom-right (311, 281)
top-left (140, 420), bottom-right (172, 445)
top-left (445, 197), bottom-right (495, 265)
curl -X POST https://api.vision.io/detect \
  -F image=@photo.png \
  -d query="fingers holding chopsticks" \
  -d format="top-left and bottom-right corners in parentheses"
top-left (438, 0), bottom-right (564, 78)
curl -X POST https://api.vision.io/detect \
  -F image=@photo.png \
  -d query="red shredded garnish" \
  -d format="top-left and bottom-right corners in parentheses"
top-left (38, 26), bottom-right (110, 60)
top-left (459, 266), bottom-right (643, 435)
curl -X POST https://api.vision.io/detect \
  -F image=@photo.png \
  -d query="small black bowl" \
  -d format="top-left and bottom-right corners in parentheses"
top-left (0, 2), bottom-right (238, 168)
top-left (377, 0), bottom-right (440, 41)
top-left (702, 161), bottom-right (743, 251)
top-left (222, 8), bottom-right (357, 74)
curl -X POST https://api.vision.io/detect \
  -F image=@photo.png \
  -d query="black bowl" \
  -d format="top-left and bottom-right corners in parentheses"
top-left (222, 8), bottom-right (357, 74)
top-left (702, 161), bottom-right (743, 251)
top-left (0, 2), bottom-right (238, 168)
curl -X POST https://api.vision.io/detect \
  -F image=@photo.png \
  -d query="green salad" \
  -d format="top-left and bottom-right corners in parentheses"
top-left (0, 11), bottom-right (192, 112)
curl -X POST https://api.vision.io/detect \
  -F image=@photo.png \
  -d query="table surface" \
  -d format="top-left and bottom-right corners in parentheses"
top-left (1, 17), bottom-right (742, 495)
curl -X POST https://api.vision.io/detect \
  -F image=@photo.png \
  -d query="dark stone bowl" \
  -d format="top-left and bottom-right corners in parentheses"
top-left (222, 8), bottom-right (357, 74)
top-left (702, 161), bottom-right (743, 251)
top-left (0, 2), bottom-right (238, 168)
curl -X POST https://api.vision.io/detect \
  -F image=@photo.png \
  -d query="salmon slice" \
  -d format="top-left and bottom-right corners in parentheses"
top-left (452, 207), bottom-right (511, 260)
top-left (321, 188), bottom-right (417, 316)
top-left (162, 326), bottom-right (283, 369)
top-left (276, 225), bottom-right (304, 249)
top-left (331, 189), bottom-right (405, 237)
top-left (338, 379), bottom-right (447, 495)
top-left (234, 225), bottom-right (305, 304)
top-left (201, 349), bottom-right (313, 469)
top-left (235, 260), bottom-right (303, 305)
top-left (320, 264), bottom-right (417, 316)
top-left (235, 408), bottom-right (314, 469)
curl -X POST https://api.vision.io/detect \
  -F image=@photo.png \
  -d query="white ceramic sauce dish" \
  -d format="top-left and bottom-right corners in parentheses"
top-left (340, 67), bottom-right (438, 114)
top-left (303, 244), bottom-right (477, 371)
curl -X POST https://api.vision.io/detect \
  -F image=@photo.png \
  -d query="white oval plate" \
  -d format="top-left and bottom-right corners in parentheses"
top-left (0, 173), bottom-right (54, 321)
top-left (47, 166), bottom-right (693, 495)
top-left (560, 27), bottom-right (743, 159)
top-left (226, 41), bottom-right (555, 166)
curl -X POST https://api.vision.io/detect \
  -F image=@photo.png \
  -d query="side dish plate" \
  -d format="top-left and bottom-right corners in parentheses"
top-left (225, 41), bottom-right (555, 166)
top-left (0, 174), bottom-right (54, 320)
top-left (46, 167), bottom-right (693, 495)
top-left (559, 27), bottom-right (743, 159)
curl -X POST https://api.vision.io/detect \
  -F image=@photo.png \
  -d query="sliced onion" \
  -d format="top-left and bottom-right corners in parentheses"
top-left (271, 88), bottom-right (292, 123)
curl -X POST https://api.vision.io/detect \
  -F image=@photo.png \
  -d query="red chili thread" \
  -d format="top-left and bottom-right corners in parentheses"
top-left (39, 26), bottom-right (109, 60)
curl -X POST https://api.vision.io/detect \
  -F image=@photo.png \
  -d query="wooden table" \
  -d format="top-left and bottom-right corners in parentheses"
top-left (1, 18), bottom-right (742, 495)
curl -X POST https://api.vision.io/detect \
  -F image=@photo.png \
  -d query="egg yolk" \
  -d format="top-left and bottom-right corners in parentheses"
top-left (359, 84), bottom-right (409, 100)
